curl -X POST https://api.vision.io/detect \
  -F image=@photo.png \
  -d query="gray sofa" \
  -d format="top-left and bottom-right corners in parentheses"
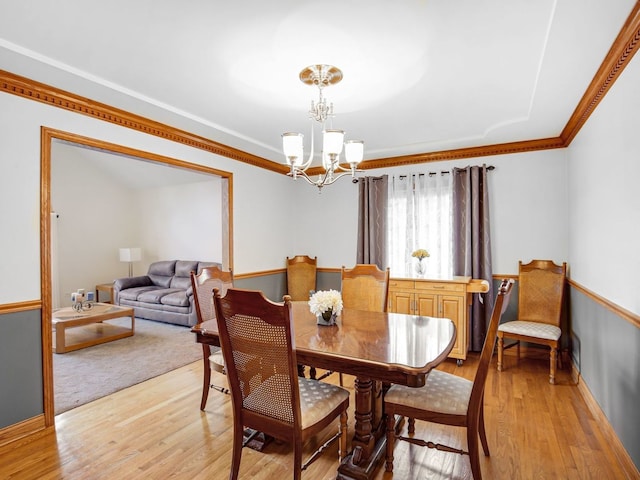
top-left (114, 260), bottom-right (220, 327)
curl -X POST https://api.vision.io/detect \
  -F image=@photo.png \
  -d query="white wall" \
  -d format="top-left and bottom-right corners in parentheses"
top-left (51, 142), bottom-right (139, 305)
top-left (288, 177), bottom-right (360, 269)
top-left (568, 51), bottom-right (640, 315)
top-left (137, 179), bottom-right (223, 265)
top-left (0, 95), bottom-right (44, 304)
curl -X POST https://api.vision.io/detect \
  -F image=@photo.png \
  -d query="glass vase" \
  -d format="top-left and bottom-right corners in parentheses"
top-left (415, 258), bottom-right (426, 277)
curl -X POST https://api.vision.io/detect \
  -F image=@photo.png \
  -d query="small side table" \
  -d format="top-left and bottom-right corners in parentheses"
top-left (95, 283), bottom-right (115, 304)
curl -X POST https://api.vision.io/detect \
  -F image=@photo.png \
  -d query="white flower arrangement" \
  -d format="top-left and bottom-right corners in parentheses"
top-left (308, 289), bottom-right (344, 317)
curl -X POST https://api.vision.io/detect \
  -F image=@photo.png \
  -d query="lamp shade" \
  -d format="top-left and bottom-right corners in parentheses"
top-left (119, 247), bottom-right (141, 262)
top-left (322, 129), bottom-right (345, 156)
top-left (345, 140), bottom-right (364, 165)
top-left (282, 132), bottom-right (304, 166)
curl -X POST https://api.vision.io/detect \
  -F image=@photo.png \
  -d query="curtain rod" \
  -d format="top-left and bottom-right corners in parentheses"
top-left (398, 165), bottom-right (495, 179)
top-left (354, 165), bottom-right (495, 183)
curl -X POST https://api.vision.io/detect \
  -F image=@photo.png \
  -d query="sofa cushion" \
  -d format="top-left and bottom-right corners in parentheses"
top-left (170, 260), bottom-right (199, 290)
top-left (175, 260), bottom-right (199, 277)
top-left (161, 291), bottom-right (190, 307)
top-left (137, 288), bottom-right (183, 304)
top-left (148, 260), bottom-right (176, 288)
top-left (118, 286), bottom-right (163, 301)
top-left (170, 275), bottom-right (192, 290)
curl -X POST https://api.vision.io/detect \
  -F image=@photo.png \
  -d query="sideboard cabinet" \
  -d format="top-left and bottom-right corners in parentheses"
top-left (387, 276), bottom-right (489, 365)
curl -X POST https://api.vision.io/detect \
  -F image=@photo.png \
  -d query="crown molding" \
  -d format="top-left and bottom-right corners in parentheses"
top-left (333, 137), bottom-right (566, 174)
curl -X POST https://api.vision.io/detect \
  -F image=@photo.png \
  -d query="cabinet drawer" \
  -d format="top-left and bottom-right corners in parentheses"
top-left (389, 279), bottom-right (415, 290)
top-left (414, 281), bottom-right (465, 292)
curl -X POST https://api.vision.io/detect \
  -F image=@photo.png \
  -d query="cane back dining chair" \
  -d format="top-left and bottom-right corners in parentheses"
top-left (497, 259), bottom-right (567, 384)
top-left (212, 288), bottom-right (349, 480)
top-left (384, 279), bottom-right (514, 480)
top-left (341, 263), bottom-right (390, 313)
top-left (191, 265), bottom-right (234, 409)
top-left (286, 255), bottom-right (317, 301)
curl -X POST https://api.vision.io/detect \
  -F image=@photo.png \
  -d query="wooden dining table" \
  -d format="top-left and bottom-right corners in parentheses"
top-left (192, 301), bottom-right (456, 480)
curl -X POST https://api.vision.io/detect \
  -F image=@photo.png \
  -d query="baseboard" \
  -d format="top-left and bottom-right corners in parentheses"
top-left (0, 414), bottom-right (48, 449)
top-left (571, 362), bottom-right (639, 479)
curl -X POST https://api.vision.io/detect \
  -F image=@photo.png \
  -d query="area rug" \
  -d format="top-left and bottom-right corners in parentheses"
top-left (53, 318), bottom-right (201, 414)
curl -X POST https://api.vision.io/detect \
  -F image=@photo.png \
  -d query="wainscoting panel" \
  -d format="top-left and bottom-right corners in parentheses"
top-left (234, 271), bottom-right (287, 302)
top-left (570, 287), bottom-right (639, 471)
top-left (0, 309), bottom-right (44, 429)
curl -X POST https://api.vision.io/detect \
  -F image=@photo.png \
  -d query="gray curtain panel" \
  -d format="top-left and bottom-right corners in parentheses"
top-left (356, 175), bottom-right (389, 269)
top-left (452, 165), bottom-right (494, 351)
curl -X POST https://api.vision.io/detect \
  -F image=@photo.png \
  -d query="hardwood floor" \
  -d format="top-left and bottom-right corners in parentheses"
top-left (0, 353), bottom-right (633, 479)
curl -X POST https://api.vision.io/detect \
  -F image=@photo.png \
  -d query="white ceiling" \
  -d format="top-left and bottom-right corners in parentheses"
top-left (1, 0), bottom-right (636, 167)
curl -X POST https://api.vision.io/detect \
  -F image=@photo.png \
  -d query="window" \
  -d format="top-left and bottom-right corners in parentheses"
top-left (387, 173), bottom-right (453, 278)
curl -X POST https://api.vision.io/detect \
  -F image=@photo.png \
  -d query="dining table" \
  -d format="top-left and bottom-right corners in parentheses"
top-left (191, 301), bottom-right (456, 480)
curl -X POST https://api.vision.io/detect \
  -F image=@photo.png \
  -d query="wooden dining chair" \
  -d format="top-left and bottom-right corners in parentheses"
top-left (341, 264), bottom-right (390, 312)
top-left (497, 259), bottom-right (567, 384)
top-left (321, 264), bottom-right (390, 385)
top-left (212, 288), bottom-right (350, 480)
top-left (191, 265), bottom-right (234, 409)
top-left (286, 255), bottom-right (317, 301)
top-left (384, 279), bottom-right (514, 480)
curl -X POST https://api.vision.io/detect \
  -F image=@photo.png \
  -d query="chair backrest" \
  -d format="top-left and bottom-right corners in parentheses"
top-left (191, 266), bottom-right (234, 322)
top-left (469, 278), bottom-right (514, 411)
top-left (213, 288), bottom-right (301, 438)
top-left (286, 255), bottom-right (317, 301)
top-left (341, 264), bottom-right (390, 312)
top-left (518, 260), bottom-right (566, 327)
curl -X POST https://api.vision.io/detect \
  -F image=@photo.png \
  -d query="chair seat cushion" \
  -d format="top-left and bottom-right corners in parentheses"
top-left (498, 320), bottom-right (560, 341)
top-left (243, 374), bottom-right (348, 428)
top-left (298, 378), bottom-right (349, 429)
top-left (385, 369), bottom-right (471, 416)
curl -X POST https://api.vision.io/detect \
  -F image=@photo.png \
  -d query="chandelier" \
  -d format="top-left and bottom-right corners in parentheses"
top-left (282, 65), bottom-right (364, 191)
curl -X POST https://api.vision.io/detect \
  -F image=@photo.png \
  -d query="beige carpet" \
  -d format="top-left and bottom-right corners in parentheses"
top-left (53, 318), bottom-right (201, 414)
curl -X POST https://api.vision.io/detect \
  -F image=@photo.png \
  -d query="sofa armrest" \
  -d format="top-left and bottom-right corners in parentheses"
top-left (114, 275), bottom-right (153, 292)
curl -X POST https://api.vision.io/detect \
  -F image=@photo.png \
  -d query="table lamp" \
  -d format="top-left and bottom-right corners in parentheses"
top-left (119, 247), bottom-right (141, 277)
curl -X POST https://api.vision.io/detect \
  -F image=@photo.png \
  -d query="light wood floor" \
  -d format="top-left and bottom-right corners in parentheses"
top-left (0, 353), bottom-right (632, 479)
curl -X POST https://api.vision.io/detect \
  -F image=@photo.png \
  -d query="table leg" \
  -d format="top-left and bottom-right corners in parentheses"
top-left (337, 377), bottom-right (387, 480)
top-left (200, 344), bottom-right (212, 411)
top-left (55, 323), bottom-right (66, 354)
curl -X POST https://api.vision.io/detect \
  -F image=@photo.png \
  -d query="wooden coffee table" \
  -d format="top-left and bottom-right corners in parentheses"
top-left (52, 302), bottom-right (135, 353)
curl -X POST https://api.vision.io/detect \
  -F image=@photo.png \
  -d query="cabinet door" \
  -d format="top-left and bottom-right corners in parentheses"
top-left (415, 293), bottom-right (438, 317)
top-left (440, 294), bottom-right (466, 358)
top-left (389, 290), bottom-right (413, 314)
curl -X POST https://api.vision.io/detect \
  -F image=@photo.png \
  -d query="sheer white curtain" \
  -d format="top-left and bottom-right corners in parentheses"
top-left (388, 173), bottom-right (453, 278)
